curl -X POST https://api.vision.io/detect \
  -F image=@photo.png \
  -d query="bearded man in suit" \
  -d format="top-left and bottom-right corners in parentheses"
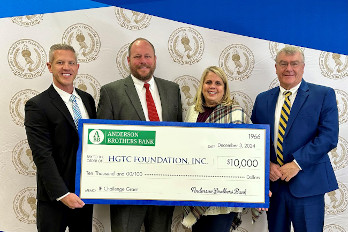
top-left (97, 38), bottom-right (182, 232)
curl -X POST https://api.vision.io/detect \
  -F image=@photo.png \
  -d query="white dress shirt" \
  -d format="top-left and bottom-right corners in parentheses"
top-left (274, 82), bottom-right (302, 168)
top-left (53, 83), bottom-right (90, 201)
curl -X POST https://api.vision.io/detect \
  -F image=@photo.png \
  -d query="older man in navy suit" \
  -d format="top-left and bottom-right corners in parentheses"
top-left (251, 46), bottom-right (338, 232)
top-left (25, 44), bottom-right (96, 232)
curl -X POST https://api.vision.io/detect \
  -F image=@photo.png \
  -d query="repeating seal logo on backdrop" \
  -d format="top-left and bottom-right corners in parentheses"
top-left (11, 14), bottom-right (44, 27)
top-left (324, 224), bottom-right (346, 232)
top-left (74, 74), bottom-right (101, 106)
top-left (269, 42), bottom-right (305, 60)
top-left (116, 43), bottom-right (130, 78)
top-left (219, 44), bottom-right (254, 81)
top-left (335, 89), bottom-right (348, 125)
top-left (115, 8), bottom-right (152, 30)
top-left (8, 39), bottom-right (46, 79)
top-left (230, 91), bottom-right (253, 117)
top-left (319, 51), bottom-right (348, 80)
top-left (168, 27), bottom-right (204, 65)
top-left (329, 136), bottom-right (348, 171)
top-left (62, 23), bottom-right (101, 63)
top-left (10, 89), bottom-right (40, 127)
top-left (93, 217), bottom-right (105, 232)
top-left (13, 187), bottom-right (37, 224)
top-left (325, 181), bottom-right (348, 215)
top-left (174, 75), bottom-right (200, 113)
top-left (269, 77), bottom-right (280, 89)
top-left (12, 139), bottom-right (36, 177)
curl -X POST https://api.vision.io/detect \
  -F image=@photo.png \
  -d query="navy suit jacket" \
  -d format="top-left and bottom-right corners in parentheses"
top-left (97, 75), bottom-right (182, 122)
top-left (251, 80), bottom-right (338, 197)
top-left (25, 85), bottom-right (96, 201)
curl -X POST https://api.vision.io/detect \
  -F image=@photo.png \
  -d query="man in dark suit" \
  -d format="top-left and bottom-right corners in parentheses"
top-left (251, 46), bottom-right (338, 232)
top-left (97, 38), bottom-right (182, 232)
top-left (25, 44), bottom-right (96, 232)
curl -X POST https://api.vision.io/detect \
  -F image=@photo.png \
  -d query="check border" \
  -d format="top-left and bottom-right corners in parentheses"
top-left (76, 119), bottom-right (270, 208)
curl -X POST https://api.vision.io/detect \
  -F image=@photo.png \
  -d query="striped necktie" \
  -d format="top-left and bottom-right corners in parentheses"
top-left (144, 82), bottom-right (160, 121)
top-left (276, 91), bottom-right (292, 166)
top-left (69, 94), bottom-right (82, 129)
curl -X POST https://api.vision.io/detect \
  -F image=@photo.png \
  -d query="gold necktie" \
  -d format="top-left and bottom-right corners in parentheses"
top-left (276, 91), bottom-right (292, 166)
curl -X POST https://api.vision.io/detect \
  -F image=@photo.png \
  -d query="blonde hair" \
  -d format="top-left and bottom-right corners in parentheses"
top-left (194, 66), bottom-right (233, 113)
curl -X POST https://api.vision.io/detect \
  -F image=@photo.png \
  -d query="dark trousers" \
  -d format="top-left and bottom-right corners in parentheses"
top-left (110, 205), bottom-right (174, 232)
top-left (267, 182), bottom-right (325, 232)
top-left (36, 200), bottom-right (93, 232)
top-left (191, 212), bottom-right (237, 232)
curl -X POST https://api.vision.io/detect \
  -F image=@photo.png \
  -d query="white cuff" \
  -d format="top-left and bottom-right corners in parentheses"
top-left (56, 192), bottom-right (70, 201)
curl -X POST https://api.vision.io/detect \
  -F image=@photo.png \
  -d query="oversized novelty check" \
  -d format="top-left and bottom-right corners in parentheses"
top-left (75, 119), bottom-right (270, 208)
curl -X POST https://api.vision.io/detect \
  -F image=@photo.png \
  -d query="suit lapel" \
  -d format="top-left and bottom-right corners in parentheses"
top-left (154, 77), bottom-right (168, 121)
top-left (285, 80), bottom-right (309, 136)
top-left (268, 87), bottom-right (279, 143)
top-left (76, 88), bottom-right (94, 119)
top-left (124, 76), bottom-right (146, 121)
top-left (47, 85), bottom-right (77, 130)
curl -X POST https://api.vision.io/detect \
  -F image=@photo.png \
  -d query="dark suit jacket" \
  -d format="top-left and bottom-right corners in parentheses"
top-left (97, 75), bottom-right (182, 122)
top-left (251, 79), bottom-right (338, 197)
top-left (25, 85), bottom-right (96, 201)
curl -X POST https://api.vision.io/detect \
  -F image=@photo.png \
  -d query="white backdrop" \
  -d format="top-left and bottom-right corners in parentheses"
top-left (0, 6), bottom-right (347, 232)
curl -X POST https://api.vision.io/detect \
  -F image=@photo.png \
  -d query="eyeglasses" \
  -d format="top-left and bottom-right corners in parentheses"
top-left (277, 61), bottom-right (303, 68)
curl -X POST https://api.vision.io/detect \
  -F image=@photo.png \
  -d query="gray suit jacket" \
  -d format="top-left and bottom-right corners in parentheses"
top-left (97, 75), bottom-right (182, 122)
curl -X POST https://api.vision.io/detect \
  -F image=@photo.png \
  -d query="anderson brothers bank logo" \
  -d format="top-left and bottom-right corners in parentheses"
top-left (219, 44), bottom-right (254, 81)
top-left (62, 23), bottom-right (101, 63)
top-left (319, 52), bottom-right (348, 80)
top-left (8, 39), bottom-right (46, 79)
top-left (13, 187), bottom-right (37, 224)
top-left (115, 8), bottom-right (152, 30)
top-left (168, 27), bottom-right (204, 65)
top-left (88, 129), bottom-right (156, 146)
top-left (10, 89), bottom-right (40, 127)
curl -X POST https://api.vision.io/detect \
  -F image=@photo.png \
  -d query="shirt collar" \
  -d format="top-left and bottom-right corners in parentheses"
top-left (52, 83), bottom-right (80, 103)
top-left (131, 75), bottom-right (155, 90)
top-left (279, 81), bottom-right (301, 96)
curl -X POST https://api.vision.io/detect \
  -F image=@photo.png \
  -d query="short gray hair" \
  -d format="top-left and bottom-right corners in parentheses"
top-left (48, 44), bottom-right (76, 63)
top-left (275, 46), bottom-right (305, 63)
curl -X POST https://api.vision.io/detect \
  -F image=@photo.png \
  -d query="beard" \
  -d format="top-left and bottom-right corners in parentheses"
top-left (130, 64), bottom-right (156, 81)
